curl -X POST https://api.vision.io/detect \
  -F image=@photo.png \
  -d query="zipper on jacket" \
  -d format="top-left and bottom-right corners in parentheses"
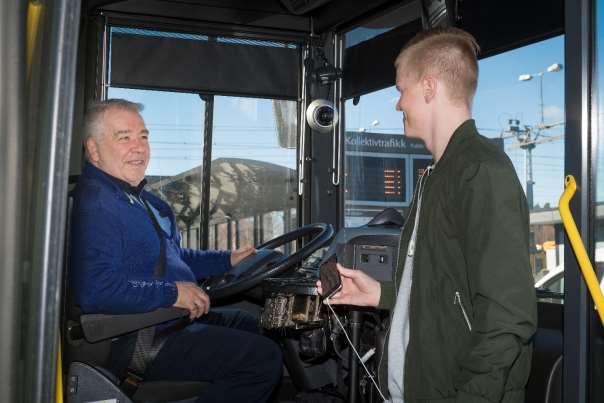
top-left (454, 291), bottom-right (472, 332)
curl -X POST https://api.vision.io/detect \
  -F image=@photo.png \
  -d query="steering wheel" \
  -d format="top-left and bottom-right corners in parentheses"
top-left (202, 223), bottom-right (334, 299)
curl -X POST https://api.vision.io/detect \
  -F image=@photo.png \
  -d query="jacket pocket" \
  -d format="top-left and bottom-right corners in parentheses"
top-left (454, 291), bottom-right (472, 332)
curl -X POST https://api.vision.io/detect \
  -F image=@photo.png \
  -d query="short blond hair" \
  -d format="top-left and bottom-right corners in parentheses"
top-left (395, 27), bottom-right (480, 107)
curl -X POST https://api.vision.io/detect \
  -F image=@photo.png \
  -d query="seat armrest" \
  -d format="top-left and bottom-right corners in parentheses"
top-left (80, 307), bottom-right (188, 343)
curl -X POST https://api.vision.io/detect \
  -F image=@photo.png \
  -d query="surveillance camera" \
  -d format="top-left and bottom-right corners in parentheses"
top-left (306, 99), bottom-right (339, 133)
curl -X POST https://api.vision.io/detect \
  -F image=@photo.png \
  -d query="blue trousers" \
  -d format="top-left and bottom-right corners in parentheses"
top-left (109, 308), bottom-right (282, 403)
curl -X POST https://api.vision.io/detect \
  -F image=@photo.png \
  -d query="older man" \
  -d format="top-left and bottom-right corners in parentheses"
top-left (70, 98), bottom-right (282, 403)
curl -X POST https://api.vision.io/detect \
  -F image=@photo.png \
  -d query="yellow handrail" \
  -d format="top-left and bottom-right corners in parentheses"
top-left (559, 175), bottom-right (604, 327)
top-left (56, 336), bottom-right (63, 403)
top-left (27, 1), bottom-right (43, 78)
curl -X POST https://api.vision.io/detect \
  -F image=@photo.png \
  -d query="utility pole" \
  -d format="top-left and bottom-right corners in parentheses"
top-left (511, 62), bottom-right (563, 210)
top-left (506, 119), bottom-right (536, 208)
top-left (503, 119), bottom-right (564, 209)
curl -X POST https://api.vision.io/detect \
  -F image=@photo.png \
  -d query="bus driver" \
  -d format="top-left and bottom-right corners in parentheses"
top-left (70, 98), bottom-right (282, 403)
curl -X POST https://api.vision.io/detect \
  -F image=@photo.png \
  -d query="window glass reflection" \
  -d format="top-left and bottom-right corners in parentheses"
top-left (209, 96), bottom-right (298, 252)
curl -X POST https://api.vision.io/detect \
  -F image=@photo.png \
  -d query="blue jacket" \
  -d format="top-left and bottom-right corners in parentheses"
top-left (70, 162), bottom-right (231, 314)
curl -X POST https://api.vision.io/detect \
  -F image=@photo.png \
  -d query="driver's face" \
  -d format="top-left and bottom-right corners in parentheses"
top-left (86, 108), bottom-right (150, 186)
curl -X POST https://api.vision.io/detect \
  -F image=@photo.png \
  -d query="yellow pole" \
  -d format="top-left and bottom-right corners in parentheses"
top-left (559, 175), bottom-right (604, 327)
top-left (56, 336), bottom-right (64, 403)
top-left (27, 1), bottom-right (43, 78)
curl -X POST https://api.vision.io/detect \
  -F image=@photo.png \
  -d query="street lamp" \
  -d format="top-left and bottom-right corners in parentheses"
top-left (518, 63), bottom-right (563, 126)
top-left (547, 63), bottom-right (563, 73)
top-left (516, 62), bottom-right (563, 209)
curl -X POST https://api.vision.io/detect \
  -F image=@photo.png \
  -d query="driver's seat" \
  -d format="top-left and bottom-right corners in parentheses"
top-left (62, 191), bottom-right (208, 403)
top-left (64, 307), bottom-right (208, 403)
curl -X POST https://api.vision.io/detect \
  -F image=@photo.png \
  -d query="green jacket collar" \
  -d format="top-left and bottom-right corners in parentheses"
top-left (435, 119), bottom-right (476, 170)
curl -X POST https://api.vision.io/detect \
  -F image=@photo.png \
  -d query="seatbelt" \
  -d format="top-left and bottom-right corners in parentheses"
top-left (121, 193), bottom-right (186, 395)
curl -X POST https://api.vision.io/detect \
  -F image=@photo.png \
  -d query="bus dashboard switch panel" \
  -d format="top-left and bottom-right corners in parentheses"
top-left (306, 99), bottom-right (338, 133)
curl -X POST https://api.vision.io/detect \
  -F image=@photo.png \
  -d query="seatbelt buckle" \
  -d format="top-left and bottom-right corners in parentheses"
top-left (120, 369), bottom-right (144, 397)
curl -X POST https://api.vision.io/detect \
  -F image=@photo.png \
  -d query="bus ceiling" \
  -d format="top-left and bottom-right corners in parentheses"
top-left (86, 0), bottom-right (563, 58)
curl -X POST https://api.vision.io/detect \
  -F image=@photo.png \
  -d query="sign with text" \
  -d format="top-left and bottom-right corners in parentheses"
top-left (344, 131), bottom-right (432, 211)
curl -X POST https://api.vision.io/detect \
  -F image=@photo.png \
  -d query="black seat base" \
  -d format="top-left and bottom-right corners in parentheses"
top-left (66, 361), bottom-right (207, 403)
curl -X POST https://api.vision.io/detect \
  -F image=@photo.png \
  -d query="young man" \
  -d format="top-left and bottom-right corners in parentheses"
top-left (319, 27), bottom-right (537, 402)
top-left (70, 99), bottom-right (282, 403)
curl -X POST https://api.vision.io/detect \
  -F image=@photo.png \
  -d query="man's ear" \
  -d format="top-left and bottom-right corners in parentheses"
top-left (421, 75), bottom-right (438, 103)
top-left (85, 137), bottom-right (101, 163)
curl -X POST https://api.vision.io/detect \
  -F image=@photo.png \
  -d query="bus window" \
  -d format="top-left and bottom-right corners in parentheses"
top-left (206, 95), bottom-right (298, 251)
top-left (474, 35), bottom-right (565, 296)
top-left (343, 34), bottom-right (565, 296)
top-left (104, 90), bottom-right (298, 251)
top-left (106, 26), bottom-right (300, 251)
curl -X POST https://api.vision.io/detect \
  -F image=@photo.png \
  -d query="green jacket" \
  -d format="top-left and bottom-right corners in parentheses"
top-left (377, 120), bottom-right (537, 403)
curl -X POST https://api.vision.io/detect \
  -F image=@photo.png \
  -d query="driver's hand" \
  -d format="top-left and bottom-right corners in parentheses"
top-left (316, 264), bottom-right (381, 307)
top-left (230, 245), bottom-right (256, 266)
top-left (173, 281), bottom-right (210, 320)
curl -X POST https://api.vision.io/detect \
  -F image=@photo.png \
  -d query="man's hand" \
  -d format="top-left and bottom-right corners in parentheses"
top-left (316, 264), bottom-right (381, 307)
top-left (230, 245), bottom-right (256, 266)
top-left (173, 281), bottom-right (210, 320)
